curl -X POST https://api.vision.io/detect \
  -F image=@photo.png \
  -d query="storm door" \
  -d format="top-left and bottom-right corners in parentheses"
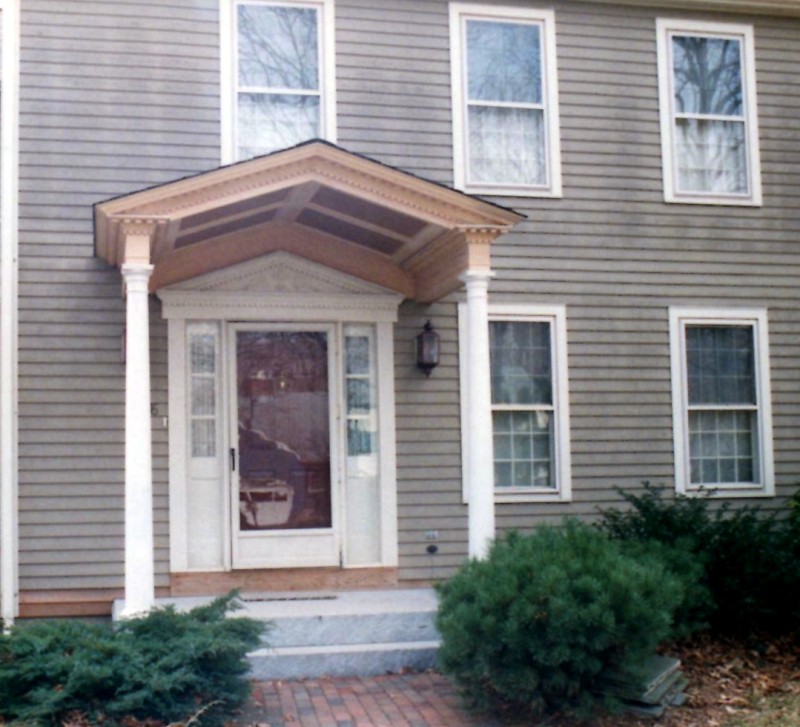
top-left (230, 324), bottom-right (340, 568)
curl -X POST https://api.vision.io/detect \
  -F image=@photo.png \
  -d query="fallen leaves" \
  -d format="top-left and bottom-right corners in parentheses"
top-left (557, 633), bottom-right (800, 727)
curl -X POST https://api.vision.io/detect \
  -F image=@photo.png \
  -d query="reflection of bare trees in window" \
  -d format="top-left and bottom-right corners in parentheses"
top-left (673, 37), bottom-right (742, 116)
top-left (467, 22), bottom-right (541, 103)
top-left (237, 4), bottom-right (320, 159)
top-left (672, 36), bottom-right (747, 194)
top-left (465, 20), bottom-right (547, 186)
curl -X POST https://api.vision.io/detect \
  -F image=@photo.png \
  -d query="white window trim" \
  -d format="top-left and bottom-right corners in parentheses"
top-left (459, 303), bottom-right (572, 503)
top-left (220, 0), bottom-right (337, 166)
top-left (656, 18), bottom-right (762, 206)
top-left (449, 3), bottom-right (563, 198)
top-left (1, 0), bottom-right (21, 624)
top-left (669, 307), bottom-right (774, 498)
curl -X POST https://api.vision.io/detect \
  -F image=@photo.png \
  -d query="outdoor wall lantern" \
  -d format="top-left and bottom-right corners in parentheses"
top-left (416, 320), bottom-right (440, 377)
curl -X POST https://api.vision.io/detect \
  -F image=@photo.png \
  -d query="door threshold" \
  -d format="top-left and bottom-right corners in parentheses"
top-left (169, 566), bottom-right (398, 597)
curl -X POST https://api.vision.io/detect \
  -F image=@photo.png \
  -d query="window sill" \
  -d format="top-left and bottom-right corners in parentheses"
top-left (461, 183), bottom-right (562, 199)
top-left (679, 485), bottom-right (775, 499)
top-left (663, 192), bottom-right (763, 207)
top-left (495, 490), bottom-right (570, 504)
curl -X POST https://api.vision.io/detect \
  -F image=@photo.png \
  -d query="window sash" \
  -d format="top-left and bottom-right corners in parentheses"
top-left (670, 309), bottom-right (773, 497)
top-left (658, 20), bottom-right (760, 204)
top-left (463, 18), bottom-right (549, 189)
top-left (668, 31), bottom-right (750, 197)
top-left (234, 1), bottom-right (324, 160)
top-left (490, 318), bottom-right (557, 491)
top-left (187, 323), bottom-right (220, 459)
top-left (450, 4), bottom-right (560, 196)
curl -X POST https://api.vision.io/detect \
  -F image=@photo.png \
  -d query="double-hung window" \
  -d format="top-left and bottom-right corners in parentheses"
top-left (670, 308), bottom-right (774, 497)
top-left (460, 305), bottom-right (572, 503)
top-left (657, 19), bottom-right (762, 205)
top-left (449, 4), bottom-right (562, 197)
top-left (223, 0), bottom-right (336, 163)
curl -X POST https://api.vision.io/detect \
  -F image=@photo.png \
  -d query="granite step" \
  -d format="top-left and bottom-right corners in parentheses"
top-left (241, 589), bottom-right (441, 679)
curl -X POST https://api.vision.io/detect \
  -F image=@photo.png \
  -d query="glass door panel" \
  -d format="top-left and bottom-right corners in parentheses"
top-left (236, 330), bottom-right (332, 532)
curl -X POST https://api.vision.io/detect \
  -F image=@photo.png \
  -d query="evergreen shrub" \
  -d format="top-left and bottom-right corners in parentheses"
top-left (598, 483), bottom-right (800, 636)
top-left (597, 483), bottom-right (714, 637)
top-left (435, 521), bottom-right (683, 718)
top-left (0, 592), bottom-right (266, 726)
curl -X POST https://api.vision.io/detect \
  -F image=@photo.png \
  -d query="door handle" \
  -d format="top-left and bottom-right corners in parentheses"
top-left (230, 448), bottom-right (236, 471)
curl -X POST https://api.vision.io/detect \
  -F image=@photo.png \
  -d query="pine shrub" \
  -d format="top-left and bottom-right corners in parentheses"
top-left (435, 521), bottom-right (683, 718)
top-left (0, 592), bottom-right (266, 726)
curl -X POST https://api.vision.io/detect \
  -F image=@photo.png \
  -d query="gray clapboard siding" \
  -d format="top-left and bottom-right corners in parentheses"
top-left (17, 0), bottom-right (218, 593)
top-left (347, 0), bottom-right (800, 576)
top-left (15, 0), bottom-right (800, 594)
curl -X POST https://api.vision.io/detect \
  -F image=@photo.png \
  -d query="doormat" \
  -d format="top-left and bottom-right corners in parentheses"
top-left (240, 593), bottom-right (337, 602)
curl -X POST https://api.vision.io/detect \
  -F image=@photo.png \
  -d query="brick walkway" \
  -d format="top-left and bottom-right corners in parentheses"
top-left (239, 672), bottom-right (503, 727)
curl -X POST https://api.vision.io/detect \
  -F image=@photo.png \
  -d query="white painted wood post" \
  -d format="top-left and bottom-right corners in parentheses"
top-left (462, 270), bottom-right (495, 559)
top-left (0, 0), bottom-right (21, 626)
top-left (120, 263), bottom-right (155, 618)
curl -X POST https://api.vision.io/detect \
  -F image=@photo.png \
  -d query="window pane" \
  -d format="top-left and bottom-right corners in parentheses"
top-left (346, 378), bottom-right (370, 415)
top-left (347, 420), bottom-right (374, 457)
top-left (192, 420), bottom-right (216, 458)
top-left (688, 409), bottom-right (759, 484)
top-left (238, 92), bottom-right (320, 158)
top-left (238, 5), bottom-right (319, 90)
top-left (191, 378), bottom-right (215, 417)
top-left (686, 325), bottom-right (755, 405)
top-left (493, 410), bottom-right (554, 489)
top-left (672, 35), bottom-right (743, 116)
top-left (490, 321), bottom-right (552, 405)
top-left (190, 334), bottom-right (216, 374)
top-left (675, 119), bottom-right (747, 194)
top-left (466, 20), bottom-right (542, 104)
top-left (468, 106), bottom-right (545, 186)
top-left (345, 336), bottom-right (370, 375)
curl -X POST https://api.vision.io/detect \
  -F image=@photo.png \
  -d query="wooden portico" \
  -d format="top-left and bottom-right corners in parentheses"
top-left (94, 141), bottom-right (523, 617)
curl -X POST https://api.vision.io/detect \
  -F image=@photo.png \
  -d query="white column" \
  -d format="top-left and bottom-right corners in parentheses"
top-left (120, 263), bottom-right (155, 618)
top-left (462, 270), bottom-right (495, 559)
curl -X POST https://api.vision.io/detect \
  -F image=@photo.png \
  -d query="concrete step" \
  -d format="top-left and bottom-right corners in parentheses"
top-left (149, 588), bottom-right (442, 680)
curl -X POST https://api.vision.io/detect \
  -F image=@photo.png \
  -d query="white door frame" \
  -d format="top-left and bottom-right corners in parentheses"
top-left (160, 253), bottom-right (402, 575)
top-left (228, 322), bottom-right (342, 569)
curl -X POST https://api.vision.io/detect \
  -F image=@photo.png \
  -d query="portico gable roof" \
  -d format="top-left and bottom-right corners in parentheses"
top-left (94, 141), bottom-right (524, 303)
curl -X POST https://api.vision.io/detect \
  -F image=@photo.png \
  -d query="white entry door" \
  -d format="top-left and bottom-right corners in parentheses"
top-left (229, 324), bottom-right (340, 569)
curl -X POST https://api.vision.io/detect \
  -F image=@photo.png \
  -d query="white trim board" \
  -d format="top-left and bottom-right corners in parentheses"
top-left (161, 256), bottom-right (401, 574)
top-left (0, 0), bottom-right (21, 624)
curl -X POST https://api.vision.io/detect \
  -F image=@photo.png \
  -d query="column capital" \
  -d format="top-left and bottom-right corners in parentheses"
top-left (119, 218), bottom-right (158, 267)
top-left (456, 225), bottom-right (507, 276)
top-left (121, 263), bottom-right (154, 295)
top-left (456, 224), bottom-right (510, 246)
top-left (460, 269), bottom-right (495, 286)
top-left (119, 218), bottom-right (159, 238)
